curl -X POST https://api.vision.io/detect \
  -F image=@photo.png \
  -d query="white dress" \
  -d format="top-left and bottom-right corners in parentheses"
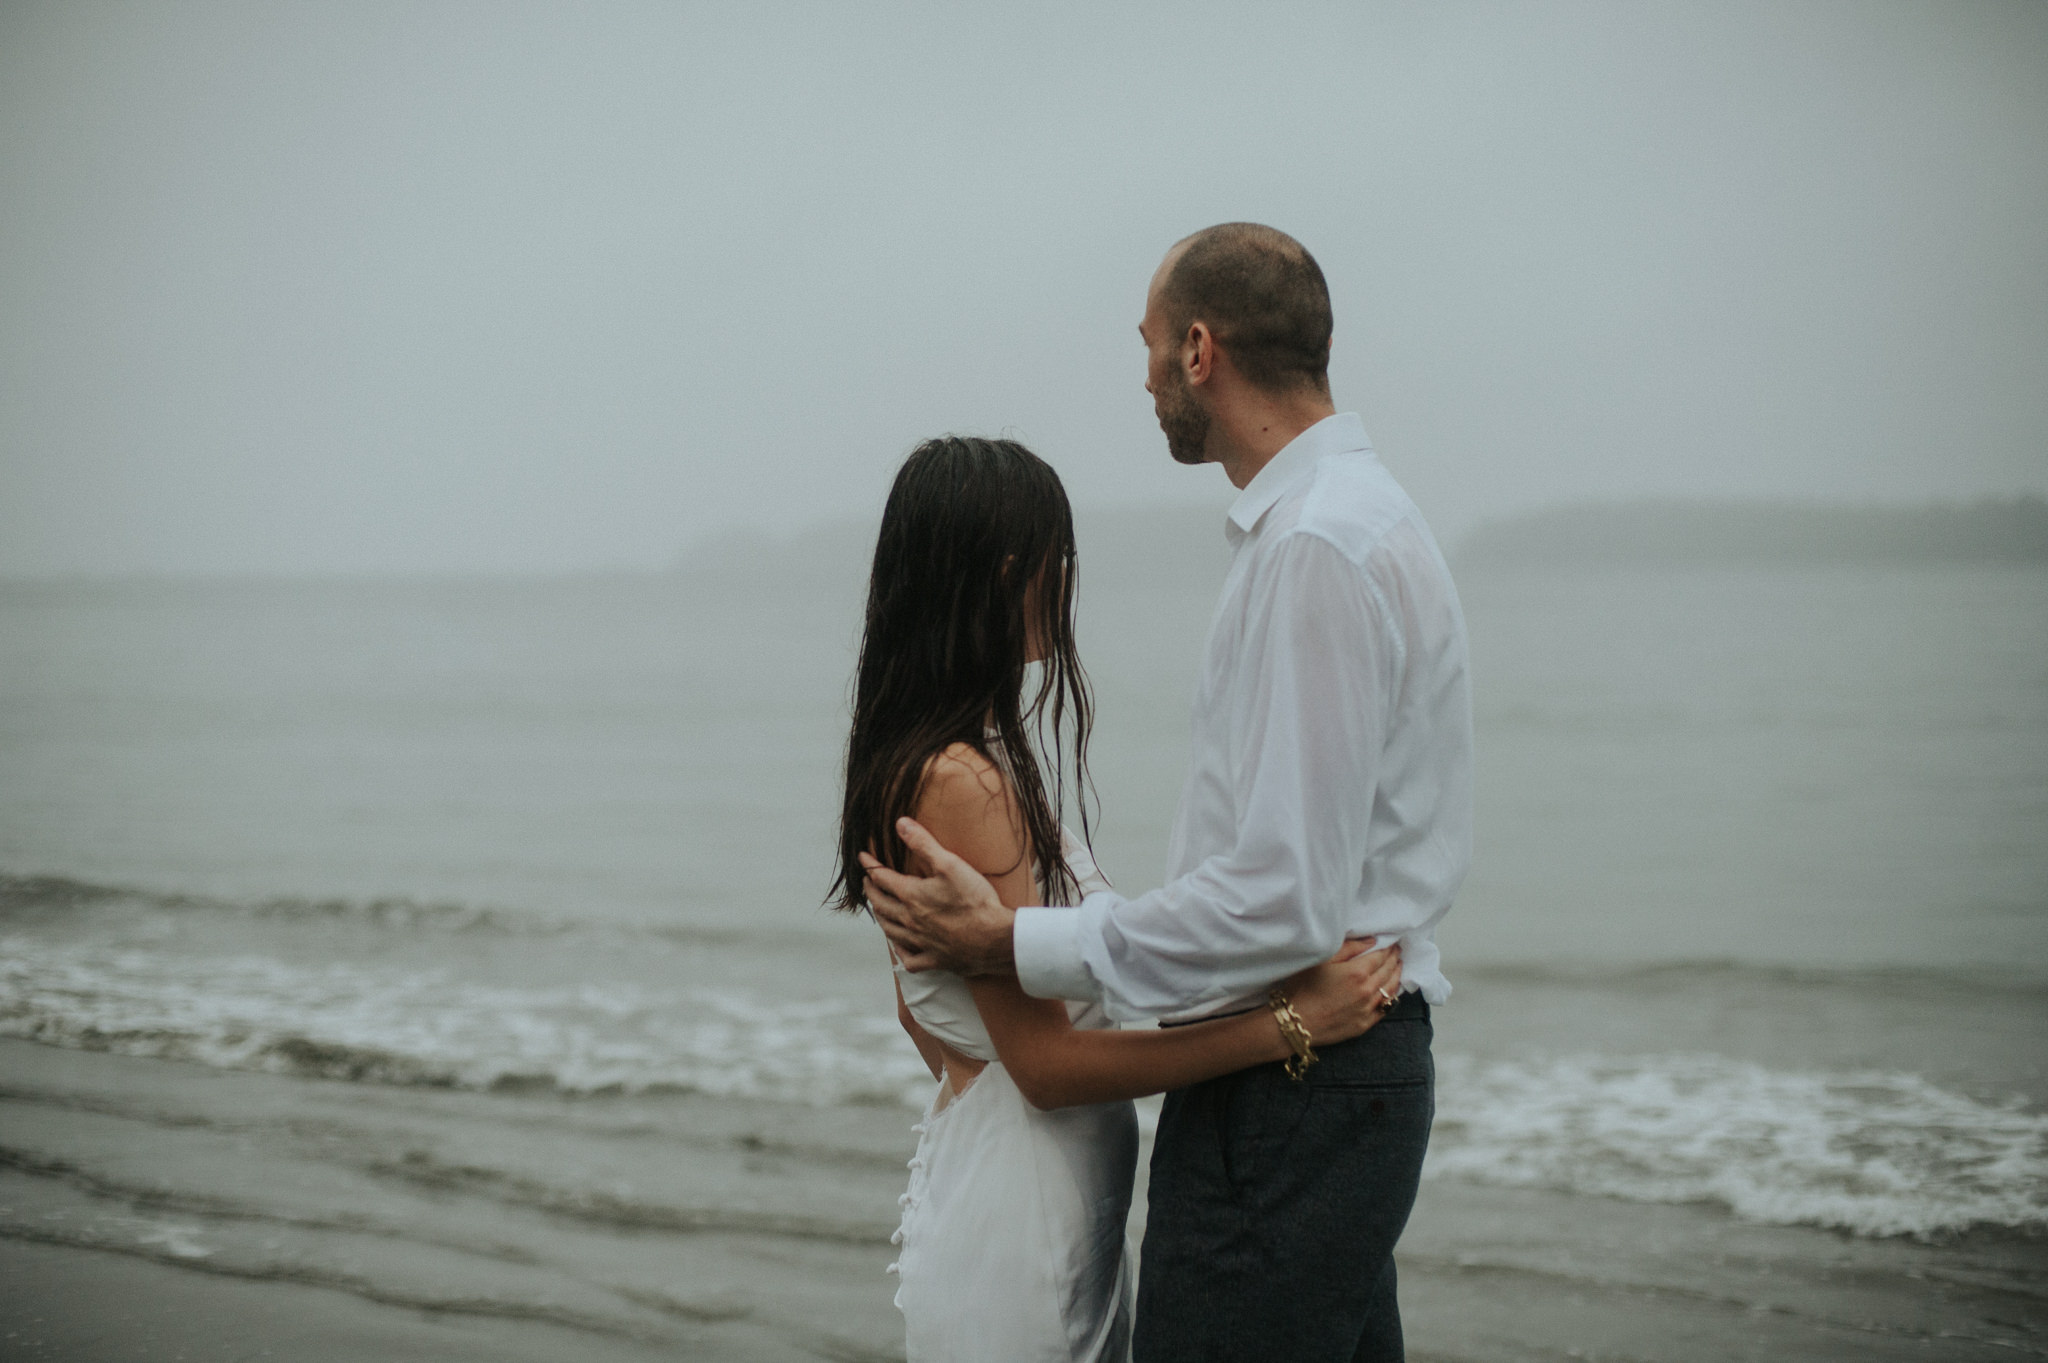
top-left (887, 830), bottom-right (1138, 1363)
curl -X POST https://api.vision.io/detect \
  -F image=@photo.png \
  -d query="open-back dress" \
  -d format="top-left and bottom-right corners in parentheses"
top-left (886, 828), bottom-right (1138, 1362)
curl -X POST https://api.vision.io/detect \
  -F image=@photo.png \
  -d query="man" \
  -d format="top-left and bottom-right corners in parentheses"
top-left (863, 223), bottom-right (1473, 1362)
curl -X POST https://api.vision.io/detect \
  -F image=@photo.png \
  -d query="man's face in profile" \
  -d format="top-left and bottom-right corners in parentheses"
top-left (1141, 265), bottom-right (1210, 466)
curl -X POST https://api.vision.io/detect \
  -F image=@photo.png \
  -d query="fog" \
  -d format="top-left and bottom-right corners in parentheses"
top-left (2, 0), bottom-right (2044, 577)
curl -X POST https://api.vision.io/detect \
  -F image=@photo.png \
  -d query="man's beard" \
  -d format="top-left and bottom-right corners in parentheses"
top-left (1155, 370), bottom-right (1211, 466)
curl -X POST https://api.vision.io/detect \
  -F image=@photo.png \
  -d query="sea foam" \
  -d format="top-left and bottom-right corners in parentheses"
top-left (5, 934), bottom-right (2043, 1239)
top-left (1429, 1052), bottom-right (2048, 1239)
top-left (0, 935), bottom-right (934, 1106)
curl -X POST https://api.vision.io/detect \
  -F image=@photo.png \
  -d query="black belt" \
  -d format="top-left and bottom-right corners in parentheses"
top-left (1159, 989), bottom-right (1428, 1028)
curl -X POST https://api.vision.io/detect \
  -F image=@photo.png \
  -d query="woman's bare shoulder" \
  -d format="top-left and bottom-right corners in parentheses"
top-left (921, 742), bottom-right (1006, 801)
top-left (914, 743), bottom-right (1027, 877)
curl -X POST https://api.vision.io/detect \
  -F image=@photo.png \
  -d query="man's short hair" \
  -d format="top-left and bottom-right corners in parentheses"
top-left (1161, 223), bottom-right (1332, 394)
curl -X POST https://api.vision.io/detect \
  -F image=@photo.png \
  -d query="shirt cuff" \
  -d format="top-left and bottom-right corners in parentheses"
top-left (1013, 905), bottom-right (1098, 1002)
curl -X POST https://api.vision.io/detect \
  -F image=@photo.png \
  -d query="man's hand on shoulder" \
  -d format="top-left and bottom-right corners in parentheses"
top-left (862, 817), bottom-right (1018, 976)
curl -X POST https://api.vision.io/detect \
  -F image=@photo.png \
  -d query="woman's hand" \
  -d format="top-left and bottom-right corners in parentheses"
top-left (1284, 940), bottom-right (1404, 1046)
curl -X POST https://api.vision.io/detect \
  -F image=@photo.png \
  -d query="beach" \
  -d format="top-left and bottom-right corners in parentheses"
top-left (5, 1028), bottom-right (2042, 1362)
top-left (2, 537), bottom-right (2044, 1359)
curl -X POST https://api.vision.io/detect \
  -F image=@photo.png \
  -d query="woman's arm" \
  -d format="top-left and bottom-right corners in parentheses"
top-left (911, 744), bottom-right (1401, 1111)
top-left (968, 945), bottom-right (1399, 1109)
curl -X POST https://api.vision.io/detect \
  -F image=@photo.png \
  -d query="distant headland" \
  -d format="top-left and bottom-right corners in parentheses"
top-left (1455, 496), bottom-right (2048, 569)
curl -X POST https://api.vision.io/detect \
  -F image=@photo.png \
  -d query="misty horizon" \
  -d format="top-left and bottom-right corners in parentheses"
top-left (3, 490), bottom-right (2041, 585)
top-left (4, 1), bottom-right (2045, 578)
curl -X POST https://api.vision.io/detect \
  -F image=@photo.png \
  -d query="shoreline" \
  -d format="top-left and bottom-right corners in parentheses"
top-left (5, 1038), bottom-right (2043, 1361)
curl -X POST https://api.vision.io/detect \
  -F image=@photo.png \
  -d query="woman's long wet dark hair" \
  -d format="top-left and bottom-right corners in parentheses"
top-left (832, 436), bottom-right (1094, 914)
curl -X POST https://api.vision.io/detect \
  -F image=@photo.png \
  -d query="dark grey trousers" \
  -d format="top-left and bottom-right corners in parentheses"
top-left (1132, 994), bottom-right (1434, 1363)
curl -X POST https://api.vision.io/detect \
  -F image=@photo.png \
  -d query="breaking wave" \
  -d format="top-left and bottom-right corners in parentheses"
top-left (1429, 1052), bottom-right (2048, 1239)
top-left (0, 936), bottom-right (932, 1106)
top-left (5, 882), bottom-right (2044, 1241)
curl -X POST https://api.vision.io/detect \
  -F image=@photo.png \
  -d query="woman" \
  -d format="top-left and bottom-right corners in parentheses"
top-left (833, 436), bottom-right (1400, 1362)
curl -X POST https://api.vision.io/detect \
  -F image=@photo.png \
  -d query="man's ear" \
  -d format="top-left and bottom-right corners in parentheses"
top-left (1184, 320), bottom-right (1215, 387)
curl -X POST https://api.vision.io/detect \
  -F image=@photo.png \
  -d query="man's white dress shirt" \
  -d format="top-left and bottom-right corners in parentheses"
top-left (1013, 413), bottom-right (1473, 1022)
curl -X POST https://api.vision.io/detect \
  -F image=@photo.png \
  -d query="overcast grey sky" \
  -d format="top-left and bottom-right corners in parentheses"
top-left (2, 0), bottom-right (2043, 576)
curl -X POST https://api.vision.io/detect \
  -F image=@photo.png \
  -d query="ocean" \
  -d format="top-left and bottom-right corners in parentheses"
top-left (1, 531), bottom-right (2043, 1359)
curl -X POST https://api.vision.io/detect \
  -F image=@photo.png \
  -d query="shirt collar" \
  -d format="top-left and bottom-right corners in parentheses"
top-left (1225, 412), bottom-right (1374, 540)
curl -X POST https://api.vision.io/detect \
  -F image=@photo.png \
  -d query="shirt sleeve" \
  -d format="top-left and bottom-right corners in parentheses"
top-left (1011, 531), bottom-right (1395, 1021)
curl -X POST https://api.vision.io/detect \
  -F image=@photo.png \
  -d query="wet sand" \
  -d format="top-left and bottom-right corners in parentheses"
top-left (1, 1238), bottom-right (701, 1363)
top-left (4, 1038), bottom-right (2041, 1362)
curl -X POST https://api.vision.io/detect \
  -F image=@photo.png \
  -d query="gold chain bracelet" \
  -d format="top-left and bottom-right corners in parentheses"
top-left (1267, 987), bottom-right (1317, 1080)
